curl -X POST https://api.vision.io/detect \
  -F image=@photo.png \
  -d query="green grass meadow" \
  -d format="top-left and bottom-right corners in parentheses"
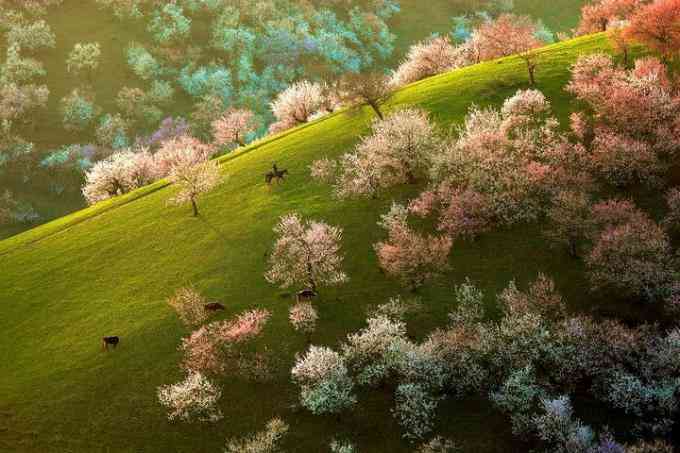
top-left (0, 33), bottom-right (627, 452)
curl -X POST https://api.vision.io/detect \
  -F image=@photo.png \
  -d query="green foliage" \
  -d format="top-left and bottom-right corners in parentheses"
top-left (60, 89), bottom-right (99, 131)
top-left (148, 3), bottom-right (191, 44)
top-left (126, 43), bottom-right (161, 80)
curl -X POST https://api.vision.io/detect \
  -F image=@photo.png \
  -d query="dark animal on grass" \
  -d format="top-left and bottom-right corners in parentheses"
top-left (204, 302), bottom-right (226, 311)
top-left (296, 288), bottom-right (317, 302)
top-left (102, 336), bottom-right (120, 351)
top-left (265, 163), bottom-right (288, 185)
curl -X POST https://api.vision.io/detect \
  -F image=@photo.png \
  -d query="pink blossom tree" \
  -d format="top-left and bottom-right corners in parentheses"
top-left (338, 71), bottom-right (392, 119)
top-left (265, 213), bottom-right (347, 294)
top-left (544, 189), bottom-right (594, 258)
top-left (430, 89), bottom-right (561, 227)
top-left (390, 36), bottom-right (469, 88)
top-left (662, 187), bottom-right (680, 233)
top-left (577, 0), bottom-right (641, 34)
top-left (567, 54), bottom-right (680, 186)
top-left (154, 135), bottom-right (215, 177)
top-left (180, 309), bottom-right (271, 376)
top-left (587, 201), bottom-right (674, 299)
top-left (474, 14), bottom-right (543, 85)
top-left (625, 0), bottom-right (680, 61)
top-left (409, 185), bottom-right (494, 240)
top-left (211, 108), bottom-right (258, 148)
top-left (374, 203), bottom-right (452, 290)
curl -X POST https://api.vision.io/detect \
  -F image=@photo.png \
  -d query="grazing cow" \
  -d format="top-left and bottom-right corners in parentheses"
top-left (102, 336), bottom-right (120, 351)
top-left (296, 289), bottom-right (317, 302)
top-left (265, 163), bottom-right (288, 185)
top-left (204, 302), bottom-right (226, 311)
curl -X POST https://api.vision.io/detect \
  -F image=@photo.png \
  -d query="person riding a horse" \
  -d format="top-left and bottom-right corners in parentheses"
top-left (266, 163), bottom-right (288, 185)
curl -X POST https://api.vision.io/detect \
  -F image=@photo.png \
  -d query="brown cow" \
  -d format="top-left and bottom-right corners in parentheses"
top-left (204, 302), bottom-right (226, 311)
top-left (102, 336), bottom-right (120, 351)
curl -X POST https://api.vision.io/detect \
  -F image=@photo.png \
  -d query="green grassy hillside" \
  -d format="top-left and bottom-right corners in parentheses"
top-left (0, 0), bottom-right (587, 242)
top-left (1, 34), bottom-right (615, 452)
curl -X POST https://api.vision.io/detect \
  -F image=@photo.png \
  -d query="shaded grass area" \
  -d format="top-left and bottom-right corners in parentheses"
top-left (1, 34), bottom-right (616, 452)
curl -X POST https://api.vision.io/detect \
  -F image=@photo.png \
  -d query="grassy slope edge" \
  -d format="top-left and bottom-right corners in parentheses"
top-left (1, 34), bottom-right (613, 452)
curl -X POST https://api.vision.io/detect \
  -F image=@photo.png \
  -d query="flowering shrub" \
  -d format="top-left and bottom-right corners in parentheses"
top-left (393, 383), bottom-right (440, 440)
top-left (545, 189), bottom-right (594, 257)
top-left (60, 89), bottom-right (98, 131)
top-left (587, 211), bottom-right (674, 299)
top-left (390, 36), bottom-right (468, 88)
top-left (625, 0), bottom-right (680, 60)
top-left (374, 203), bottom-right (452, 290)
top-left (341, 315), bottom-right (408, 386)
top-left (157, 372), bottom-right (222, 422)
top-left (430, 89), bottom-right (561, 227)
top-left (126, 44), bottom-right (161, 81)
top-left (291, 346), bottom-right (356, 415)
top-left (309, 158), bottom-right (338, 185)
top-left (288, 302), bottom-right (318, 337)
top-left (566, 54), bottom-right (680, 185)
top-left (154, 134), bottom-right (215, 176)
top-left (7, 20), bottom-right (55, 51)
top-left (81, 150), bottom-right (157, 204)
top-left (66, 42), bottom-right (101, 77)
top-left (95, 114), bottom-right (130, 149)
top-left (212, 108), bottom-right (258, 147)
top-left (148, 3), bottom-right (191, 44)
top-left (180, 309), bottom-right (271, 376)
top-left (265, 213), bottom-right (347, 293)
top-left (490, 366), bottom-right (548, 436)
top-left (1, 45), bottom-right (46, 84)
top-left (224, 417), bottom-right (289, 453)
top-left (268, 81), bottom-right (325, 133)
top-left (167, 287), bottom-right (210, 328)
top-left (532, 396), bottom-right (596, 452)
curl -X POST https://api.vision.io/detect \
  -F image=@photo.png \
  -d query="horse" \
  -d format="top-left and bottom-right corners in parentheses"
top-left (204, 302), bottom-right (226, 311)
top-left (102, 336), bottom-right (120, 351)
top-left (265, 164), bottom-right (288, 185)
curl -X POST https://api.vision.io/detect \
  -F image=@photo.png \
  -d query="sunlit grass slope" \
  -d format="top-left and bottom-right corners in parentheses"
top-left (1, 34), bottom-right (615, 452)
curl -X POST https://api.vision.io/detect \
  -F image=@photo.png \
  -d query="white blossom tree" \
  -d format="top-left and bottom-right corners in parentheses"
top-left (291, 345), bottom-right (356, 415)
top-left (82, 149), bottom-right (157, 204)
top-left (157, 372), bottom-right (223, 422)
top-left (390, 36), bottom-right (469, 88)
top-left (66, 42), bottom-right (101, 79)
top-left (167, 287), bottom-right (210, 327)
top-left (269, 80), bottom-right (325, 134)
top-left (224, 417), bottom-right (289, 453)
top-left (265, 213), bottom-right (348, 293)
top-left (167, 159), bottom-right (222, 217)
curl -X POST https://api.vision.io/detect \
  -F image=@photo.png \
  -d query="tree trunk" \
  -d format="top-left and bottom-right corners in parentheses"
top-left (369, 101), bottom-right (384, 120)
top-left (191, 198), bottom-right (198, 217)
top-left (527, 62), bottom-right (536, 86)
